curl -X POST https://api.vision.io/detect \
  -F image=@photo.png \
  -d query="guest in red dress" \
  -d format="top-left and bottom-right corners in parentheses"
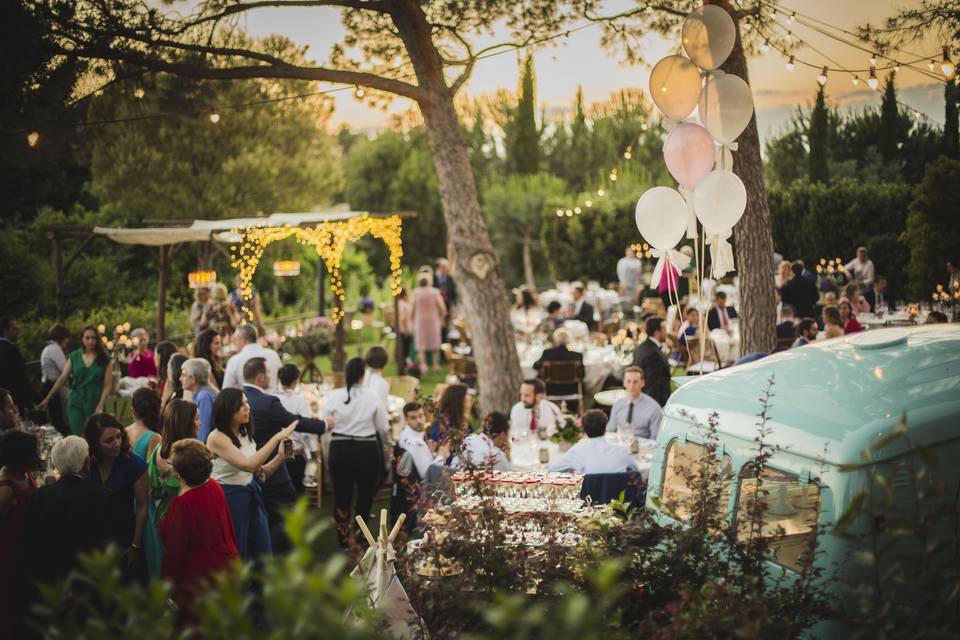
top-left (128, 328), bottom-right (158, 378)
top-left (0, 430), bottom-right (40, 634)
top-left (839, 300), bottom-right (863, 334)
top-left (159, 439), bottom-right (238, 611)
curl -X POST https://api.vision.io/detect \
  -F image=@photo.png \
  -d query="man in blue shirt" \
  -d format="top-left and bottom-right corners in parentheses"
top-left (607, 366), bottom-right (662, 441)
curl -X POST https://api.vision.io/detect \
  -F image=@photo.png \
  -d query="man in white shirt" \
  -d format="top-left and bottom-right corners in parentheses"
top-left (549, 410), bottom-right (639, 474)
top-left (607, 367), bottom-right (662, 441)
top-left (462, 412), bottom-right (512, 471)
top-left (509, 379), bottom-right (562, 437)
top-left (222, 324), bottom-right (282, 392)
top-left (362, 346), bottom-right (390, 414)
top-left (397, 402), bottom-right (443, 480)
top-left (844, 246), bottom-right (875, 291)
top-left (616, 245), bottom-right (644, 304)
top-left (276, 364), bottom-right (320, 487)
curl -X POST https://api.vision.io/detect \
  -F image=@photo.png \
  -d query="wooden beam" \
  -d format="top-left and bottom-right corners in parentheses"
top-left (157, 246), bottom-right (169, 341)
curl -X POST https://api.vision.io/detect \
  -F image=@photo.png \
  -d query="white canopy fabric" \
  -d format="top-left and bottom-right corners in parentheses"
top-left (93, 210), bottom-right (369, 246)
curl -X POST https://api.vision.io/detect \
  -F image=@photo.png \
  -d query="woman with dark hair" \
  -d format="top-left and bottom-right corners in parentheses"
top-left (0, 430), bottom-right (40, 631)
top-left (822, 305), bottom-right (844, 340)
top-left (159, 439), bottom-right (238, 613)
top-left (84, 412), bottom-right (148, 579)
top-left (206, 388), bottom-right (296, 559)
top-left (40, 323), bottom-right (71, 435)
top-left (362, 345), bottom-right (390, 412)
top-left (145, 399), bottom-right (200, 578)
top-left (154, 341), bottom-right (178, 402)
top-left (193, 329), bottom-right (224, 389)
top-left (0, 389), bottom-right (18, 432)
top-left (163, 354), bottom-right (188, 405)
top-left (839, 300), bottom-right (863, 335)
top-left (39, 325), bottom-right (112, 436)
top-left (427, 382), bottom-right (472, 447)
top-left (321, 357), bottom-right (390, 547)
top-left (127, 388), bottom-right (162, 462)
top-left (462, 412), bottom-right (512, 471)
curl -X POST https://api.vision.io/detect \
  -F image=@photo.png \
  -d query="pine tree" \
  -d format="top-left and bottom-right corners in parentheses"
top-left (944, 77), bottom-right (959, 158)
top-left (807, 85), bottom-right (830, 183)
top-left (511, 55), bottom-right (540, 175)
top-left (567, 85), bottom-right (592, 192)
top-left (879, 72), bottom-right (900, 161)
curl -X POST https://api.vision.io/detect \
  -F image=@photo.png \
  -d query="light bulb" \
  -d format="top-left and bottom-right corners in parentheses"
top-left (942, 46), bottom-right (956, 79)
top-left (574, 207), bottom-right (581, 214)
top-left (623, 150), bottom-right (632, 159)
top-left (585, 200), bottom-right (593, 207)
top-left (133, 87), bottom-right (145, 99)
top-left (928, 60), bottom-right (936, 71)
top-left (743, 21), bottom-right (752, 31)
top-left (556, 209), bottom-right (564, 217)
top-left (867, 67), bottom-right (879, 91)
top-left (660, 85), bottom-right (667, 93)
top-left (355, 86), bottom-right (365, 98)
top-left (760, 40), bottom-right (770, 53)
top-left (209, 111), bottom-right (220, 124)
top-left (786, 55), bottom-right (795, 72)
top-left (869, 55), bottom-right (877, 66)
top-left (788, 11), bottom-right (796, 24)
top-left (26, 131), bottom-right (40, 147)
top-left (893, 63), bottom-right (900, 72)
top-left (597, 188), bottom-right (605, 197)
top-left (609, 170), bottom-right (617, 181)
top-left (817, 66), bottom-right (828, 86)
top-left (565, 209), bottom-right (573, 217)
top-left (852, 76), bottom-right (859, 86)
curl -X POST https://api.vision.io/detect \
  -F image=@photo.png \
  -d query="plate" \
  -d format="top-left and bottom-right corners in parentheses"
top-left (593, 389), bottom-right (627, 406)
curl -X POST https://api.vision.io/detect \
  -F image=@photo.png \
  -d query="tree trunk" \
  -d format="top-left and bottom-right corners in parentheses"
top-left (522, 234), bottom-right (537, 292)
top-left (712, 1), bottom-right (777, 355)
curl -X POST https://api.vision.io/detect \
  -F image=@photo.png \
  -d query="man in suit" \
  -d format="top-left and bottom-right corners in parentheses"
top-left (0, 318), bottom-right (35, 413)
top-left (535, 301), bottom-right (565, 335)
top-left (631, 317), bottom-right (671, 407)
top-left (776, 304), bottom-right (798, 340)
top-left (242, 357), bottom-right (327, 553)
top-left (706, 291), bottom-right (739, 331)
top-left (533, 328), bottom-right (584, 413)
top-left (863, 276), bottom-right (892, 312)
top-left (568, 283), bottom-right (596, 330)
top-left (24, 436), bottom-right (118, 618)
top-left (778, 262), bottom-right (819, 320)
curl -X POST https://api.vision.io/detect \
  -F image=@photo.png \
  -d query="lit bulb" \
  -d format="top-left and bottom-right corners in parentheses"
top-left (355, 86), bottom-right (365, 98)
top-left (565, 209), bottom-right (573, 217)
top-left (743, 21), bottom-right (752, 31)
top-left (852, 76), bottom-right (859, 86)
top-left (609, 171), bottom-right (617, 181)
top-left (209, 111), bottom-right (220, 124)
top-left (867, 67), bottom-right (879, 91)
top-left (817, 66), bottom-right (828, 86)
top-left (788, 12), bottom-right (796, 24)
top-left (785, 55), bottom-right (795, 72)
top-left (893, 63), bottom-right (900, 72)
top-left (26, 131), bottom-right (40, 147)
top-left (597, 188), bottom-right (605, 197)
top-left (574, 207), bottom-right (581, 214)
top-left (585, 200), bottom-right (592, 207)
top-left (760, 40), bottom-right (770, 53)
top-left (869, 55), bottom-right (877, 66)
top-left (133, 87), bottom-right (145, 99)
top-left (660, 85), bottom-right (667, 93)
top-left (928, 60), bottom-right (936, 71)
top-left (556, 209), bottom-right (564, 217)
top-left (623, 150), bottom-right (632, 159)
top-left (942, 46), bottom-right (956, 79)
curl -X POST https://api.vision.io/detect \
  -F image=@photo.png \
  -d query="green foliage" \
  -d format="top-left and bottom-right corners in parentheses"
top-left (808, 86), bottom-right (831, 183)
top-left (506, 56), bottom-right (541, 175)
top-left (902, 156), bottom-right (960, 294)
top-left (879, 73), bottom-right (902, 162)
top-left (945, 78), bottom-right (959, 158)
top-left (768, 178), bottom-right (915, 295)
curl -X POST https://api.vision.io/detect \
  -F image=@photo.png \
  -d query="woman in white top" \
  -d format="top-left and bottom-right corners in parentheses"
top-left (461, 412), bottom-right (512, 471)
top-left (321, 357), bottom-right (389, 547)
top-left (206, 388), bottom-right (297, 559)
top-left (362, 345), bottom-right (390, 413)
top-left (40, 324), bottom-right (71, 435)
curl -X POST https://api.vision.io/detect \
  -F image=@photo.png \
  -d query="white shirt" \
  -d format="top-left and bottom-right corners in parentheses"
top-left (461, 433), bottom-right (511, 471)
top-left (321, 386), bottom-right (389, 439)
top-left (608, 393), bottom-right (662, 440)
top-left (548, 436), bottom-right (639, 474)
top-left (509, 399), bottom-right (562, 436)
top-left (362, 369), bottom-right (390, 413)
top-left (222, 342), bottom-right (283, 393)
top-left (40, 341), bottom-right (66, 384)
top-left (616, 256), bottom-right (643, 291)
top-left (277, 387), bottom-right (320, 455)
top-left (844, 257), bottom-right (876, 288)
top-left (398, 425), bottom-right (440, 479)
top-left (211, 436), bottom-right (256, 486)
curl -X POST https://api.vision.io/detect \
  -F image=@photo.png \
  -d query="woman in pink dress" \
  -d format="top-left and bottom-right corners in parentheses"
top-left (411, 274), bottom-right (446, 374)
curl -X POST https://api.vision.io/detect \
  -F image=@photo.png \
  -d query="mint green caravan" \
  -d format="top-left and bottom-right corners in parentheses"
top-left (646, 325), bottom-right (960, 634)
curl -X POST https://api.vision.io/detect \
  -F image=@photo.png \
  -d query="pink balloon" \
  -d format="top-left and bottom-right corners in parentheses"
top-left (662, 123), bottom-right (716, 191)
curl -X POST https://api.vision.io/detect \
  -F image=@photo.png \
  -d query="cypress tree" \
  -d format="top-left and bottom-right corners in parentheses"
top-left (879, 72), bottom-right (900, 161)
top-left (568, 85), bottom-right (592, 192)
top-left (807, 85), bottom-right (830, 183)
top-left (511, 55), bottom-right (540, 174)
top-left (944, 77), bottom-right (959, 158)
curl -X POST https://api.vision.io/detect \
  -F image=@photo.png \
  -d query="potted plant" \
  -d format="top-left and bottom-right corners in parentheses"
top-left (549, 415), bottom-right (583, 451)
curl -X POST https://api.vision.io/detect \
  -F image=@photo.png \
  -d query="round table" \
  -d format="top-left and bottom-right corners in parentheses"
top-left (509, 432), bottom-right (652, 482)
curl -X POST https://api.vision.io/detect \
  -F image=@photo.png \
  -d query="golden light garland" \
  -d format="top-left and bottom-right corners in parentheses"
top-left (230, 214), bottom-right (404, 324)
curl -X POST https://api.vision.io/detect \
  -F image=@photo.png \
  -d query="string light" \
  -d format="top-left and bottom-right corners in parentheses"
top-left (584, 200), bottom-right (592, 208)
top-left (760, 40), bottom-right (770, 53)
top-left (788, 11), bottom-right (796, 24)
top-left (785, 55), bottom-right (795, 72)
top-left (26, 131), bottom-right (40, 147)
top-left (354, 86), bottom-right (365, 98)
top-left (928, 60), bottom-right (936, 71)
top-left (556, 209), bottom-right (564, 217)
top-left (851, 76), bottom-right (859, 86)
top-left (623, 145), bottom-right (633, 160)
top-left (817, 66), bottom-right (829, 86)
top-left (609, 169), bottom-right (618, 181)
top-left (597, 188), bottom-right (605, 197)
top-left (867, 66), bottom-right (879, 91)
top-left (743, 21), bottom-right (752, 31)
top-left (574, 206), bottom-right (581, 214)
top-left (565, 209), bottom-right (573, 217)
top-left (869, 54), bottom-right (877, 66)
top-left (943, 46), bottom-right (956, 80)
top-left (209, 110), bottom-right (220, 124)
top-left (133, 88), bottom-right (145, 99)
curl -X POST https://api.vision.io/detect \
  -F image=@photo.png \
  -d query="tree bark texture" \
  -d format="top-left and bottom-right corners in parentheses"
top-left (712, 1), bottom-right (777, 355)
top-left (394, 0), bottom-right (523, 413)
top-left (522, 236), bottom-right (538, 292)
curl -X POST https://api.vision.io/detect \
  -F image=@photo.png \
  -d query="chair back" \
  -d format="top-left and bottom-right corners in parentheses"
top-left (641, 297), bottom-right (666, 318)
top-left (386, 375), bottom-right (421, 402)
top-left (774, 336), bottom-right (795, 353)
top-left (541, 360), bottom-right (583, 385)
top-left (579, 471), bottom-right (646, 508)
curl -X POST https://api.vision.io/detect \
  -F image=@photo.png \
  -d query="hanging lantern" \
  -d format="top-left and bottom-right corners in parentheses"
top-left (187, 270), bottom-right (217, 289)
top-left (273, 260), bottom-right (301, 277)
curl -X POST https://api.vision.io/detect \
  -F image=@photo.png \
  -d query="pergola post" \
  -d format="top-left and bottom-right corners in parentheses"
top-left (394, 294), bottom-right (402, 375)
top-left (318, 258), bottom-right (326, 318)
top-left (157, 245), bottom-right (168, 341)
top-left (51, 233), bottom-right (65, 321)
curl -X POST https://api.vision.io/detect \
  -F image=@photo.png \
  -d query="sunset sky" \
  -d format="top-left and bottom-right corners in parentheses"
top-left (221, 0), bottom-right (947, 142)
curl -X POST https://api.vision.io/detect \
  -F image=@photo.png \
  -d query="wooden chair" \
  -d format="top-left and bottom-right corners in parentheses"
top-left (380, 302), bottom-right (396, 328)
top-left (386, 375), bottom-right (420, 402)
top-left (774, 337), bottom-right (795, 353)
top-left (540, 360), bottom-right (585, 415)
top-left (684, 336), bottom-right (720, 375)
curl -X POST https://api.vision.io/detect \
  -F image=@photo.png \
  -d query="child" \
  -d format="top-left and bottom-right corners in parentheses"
top-left (159, 440), bottom-right (239, 611)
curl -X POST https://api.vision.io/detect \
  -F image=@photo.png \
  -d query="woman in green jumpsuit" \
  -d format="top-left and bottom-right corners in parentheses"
top-left (39, 325), bottom-right (112, 434)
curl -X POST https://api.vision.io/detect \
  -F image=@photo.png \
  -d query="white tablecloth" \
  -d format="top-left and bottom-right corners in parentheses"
top-left (509, 432), bottom-right (652, 482)
top-left (518, 342), bottom-right (630, 396)
top-left (710, 326), bottom-right (740, 363)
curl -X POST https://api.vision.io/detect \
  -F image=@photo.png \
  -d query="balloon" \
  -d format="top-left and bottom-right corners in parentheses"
top-left (649, 55), bottom-right (702, 120)
top-left (692, 170), bottom-right (747, 235)
top-left (699, 73), bottom-right (755, 144)
top-left (635, 187), bottom-right (689, 250)
top-left (682, 5), bottom-right (736, 71)
top-left (663, 123), bottom-right (716, 190)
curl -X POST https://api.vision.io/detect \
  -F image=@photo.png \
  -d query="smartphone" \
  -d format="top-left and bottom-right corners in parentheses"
top-left (283, 438), bottom-right (294, 459)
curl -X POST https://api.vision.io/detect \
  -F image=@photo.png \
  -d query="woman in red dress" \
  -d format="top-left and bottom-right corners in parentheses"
top-left (159, 439), bottom-right (238, 612)
top-left (839, 299), bottom-right (864, 334)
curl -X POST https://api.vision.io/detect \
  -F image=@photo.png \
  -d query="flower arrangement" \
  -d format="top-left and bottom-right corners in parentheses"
top-left (931, 282), bottom-right (960, 320)
top-left (815, 257), bottom-right (847, 290)
top-left (280, 317), bottom-right (336, 380)
top-left (549, 415), bottom-right (583, 447)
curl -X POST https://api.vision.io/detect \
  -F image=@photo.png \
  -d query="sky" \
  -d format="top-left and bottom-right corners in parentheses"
top-left (209, 0), bottom-right (947, 143)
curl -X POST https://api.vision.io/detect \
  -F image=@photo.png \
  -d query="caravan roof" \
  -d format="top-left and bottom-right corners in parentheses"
top-left (665, 325), bottom-right (960, 465)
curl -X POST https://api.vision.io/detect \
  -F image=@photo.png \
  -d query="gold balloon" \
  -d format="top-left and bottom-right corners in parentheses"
top-left (649, 55), bottom-right (702, 120)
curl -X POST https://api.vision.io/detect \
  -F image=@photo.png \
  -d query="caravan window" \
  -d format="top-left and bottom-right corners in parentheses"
top-left (660, 439), bottom-right (733, 525)
top-left (734, 466), bottom-right (822, 573)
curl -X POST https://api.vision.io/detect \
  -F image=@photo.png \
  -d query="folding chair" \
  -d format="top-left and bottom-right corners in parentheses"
top-left (541, 360), bottom-right (585, 414)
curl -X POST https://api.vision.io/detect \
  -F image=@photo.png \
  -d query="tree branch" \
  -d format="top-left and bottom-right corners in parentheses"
top-left (449, 57), bottom-right (475, 95)
top-left (177, 0), bottom-right (391, 30)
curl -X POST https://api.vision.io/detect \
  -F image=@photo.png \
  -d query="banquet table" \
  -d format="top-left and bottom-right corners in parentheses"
top-left (517, 341), bottom-right (632, 398)
top-left (709, 326), bottom-right (740, 364)
top-left (856, 311), bottom-right (916, 329)
top-left (508, 431), bottom-right (653, 483)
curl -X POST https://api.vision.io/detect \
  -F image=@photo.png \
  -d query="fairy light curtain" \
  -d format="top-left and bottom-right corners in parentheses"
top-left (231, 214), bottom-right (404, 323)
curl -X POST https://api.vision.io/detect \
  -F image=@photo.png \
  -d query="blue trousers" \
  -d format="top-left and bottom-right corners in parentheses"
top-left (222, 481), bottom-right (272, 559)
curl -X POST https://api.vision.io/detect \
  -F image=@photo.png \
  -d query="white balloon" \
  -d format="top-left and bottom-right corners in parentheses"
top-left (649, 55), bottom-right (702, 120)
top-left (692, 170), bottom-right (747, 235)
top-left (699, 73), bottom-right (755, 144)
top-left (635, 187), bottom-right (689, 250)
top-left (682, 5), bottom-right (736, 71)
